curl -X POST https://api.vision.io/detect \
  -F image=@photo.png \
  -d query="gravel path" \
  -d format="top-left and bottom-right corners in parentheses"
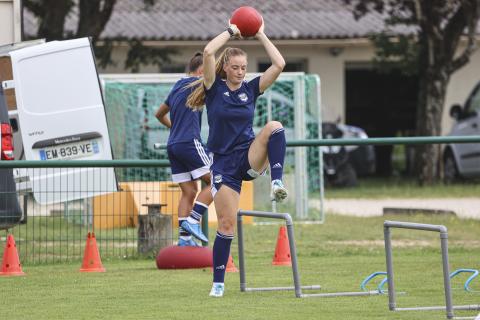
top-left (320, 198), bottom-right (480, 219)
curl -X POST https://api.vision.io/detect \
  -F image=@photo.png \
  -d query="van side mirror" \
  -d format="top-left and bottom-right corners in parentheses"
top-left (449, 104), bottom-right (463, 120)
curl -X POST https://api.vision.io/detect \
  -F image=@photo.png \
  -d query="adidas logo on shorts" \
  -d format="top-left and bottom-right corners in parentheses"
top-left (214, 174), bottom-right (222, 183)
top-left (272, 163), bottom-right (282, 169)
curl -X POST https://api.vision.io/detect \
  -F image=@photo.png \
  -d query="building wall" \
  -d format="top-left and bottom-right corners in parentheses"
top-left (99, 40), bottom-right (480, 135)
top-left (0, 0), bottom-right (21, 45)
top-left (443, 48), bottom-right (480, 133)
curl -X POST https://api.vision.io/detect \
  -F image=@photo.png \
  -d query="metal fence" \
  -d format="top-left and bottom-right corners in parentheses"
top-left (1, 135), bottom-right (480, 265)
top-left (0, 160), bottom-right (184, 264)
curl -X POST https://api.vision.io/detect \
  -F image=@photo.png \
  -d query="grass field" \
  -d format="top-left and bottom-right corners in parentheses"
top-left (1, 214), bottom-right (479, 320)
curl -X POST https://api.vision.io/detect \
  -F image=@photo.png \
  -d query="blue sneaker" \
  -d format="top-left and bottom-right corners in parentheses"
top-left (181, 220), bottom-right (208, 243)
top-left (209, 283), bottom-right (225, 297)
top-left (177, 238), bottom-right (199, 247)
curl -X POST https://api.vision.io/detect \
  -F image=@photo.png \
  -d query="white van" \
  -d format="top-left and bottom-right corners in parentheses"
top-left (0, 37), bottom-right (117, 204)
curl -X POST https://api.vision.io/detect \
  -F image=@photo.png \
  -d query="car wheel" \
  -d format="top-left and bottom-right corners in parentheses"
top-left (443, 151), bottom-right (459, 184)
top-left (332, 163), bottom-right (358, 187)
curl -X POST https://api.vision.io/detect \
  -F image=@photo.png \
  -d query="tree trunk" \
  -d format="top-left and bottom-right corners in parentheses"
top-left (36, 0), bottom-right (73, 40)
top-left (414, 68), bottom-right (449, 185)
top-left (76, 0), bottom-right (116, 40)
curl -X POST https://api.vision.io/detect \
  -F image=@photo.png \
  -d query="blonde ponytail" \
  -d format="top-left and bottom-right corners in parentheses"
top-left (185, 78), bottom-right (205, 111)
top-left (186, 47), bottom-right (247, 110)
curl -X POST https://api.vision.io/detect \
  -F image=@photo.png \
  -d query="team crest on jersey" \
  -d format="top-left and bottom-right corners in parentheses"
top-left (238, 93), bottom-right (248, 102)
top-left (214, 174), bottom-right (222, 183)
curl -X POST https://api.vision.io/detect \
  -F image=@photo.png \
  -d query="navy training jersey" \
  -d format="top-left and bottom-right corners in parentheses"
top-left (165, 77), bottom-right (203, 145)
top-left (205, 76), bottom-right (262, 155)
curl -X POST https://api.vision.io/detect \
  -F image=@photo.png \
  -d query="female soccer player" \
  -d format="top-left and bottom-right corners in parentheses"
top-left (187, 20), bottom-right (287, 297)
top-left (156, 53), bottom-right (212, 246)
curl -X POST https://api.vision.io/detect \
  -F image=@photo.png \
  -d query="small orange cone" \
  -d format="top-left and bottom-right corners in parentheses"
top-left (272, 226), bottom-right (292, 266)
top-left (80, 232), bottom-right (105, 272)
top-left (226, 254), bottom-right (238, 273)
top-left (0, 234), bottom-right (25, 276)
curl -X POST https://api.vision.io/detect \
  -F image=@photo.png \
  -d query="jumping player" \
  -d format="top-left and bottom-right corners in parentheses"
top-left (155, 53), bottom-right (212, 246)
top-left (187, 19), bottom-right (287, 297)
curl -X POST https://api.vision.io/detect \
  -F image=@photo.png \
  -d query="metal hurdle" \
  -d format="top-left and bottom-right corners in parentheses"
top-left (237, 209), bottom-right (321, 297)
top-left (237, 209), bottom-right (396, 298)
top-left (384, 220), bottom-right (480, 319)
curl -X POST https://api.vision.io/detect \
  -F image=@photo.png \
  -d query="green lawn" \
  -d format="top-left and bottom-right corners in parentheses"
top-left (325, 177), bottom-right (480, 198)
top-left (1, 214), bottom-right (479, 320)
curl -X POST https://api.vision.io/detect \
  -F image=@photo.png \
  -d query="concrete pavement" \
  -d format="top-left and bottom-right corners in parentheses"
top-left (320, 198), bottom-right (480, 220)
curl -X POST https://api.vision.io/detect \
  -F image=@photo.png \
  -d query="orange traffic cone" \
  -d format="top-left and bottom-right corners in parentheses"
top-left (80, 232), bottom-right (105, 272)
top-left (272, 226), bottom-right (292, 266)
top-left (0, 234), bottom-right (25, 276)
top-left (226, 254), bottom-right (238, 273)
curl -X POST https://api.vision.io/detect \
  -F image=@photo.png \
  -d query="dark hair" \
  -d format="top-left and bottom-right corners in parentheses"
top-left (187, 52), bottom-right (203, 73)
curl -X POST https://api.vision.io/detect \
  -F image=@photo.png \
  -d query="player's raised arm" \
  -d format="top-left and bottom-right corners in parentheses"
top-left (203, 25), bottom-right (241, 89)
top-left (257, 20), bottom-right (286, 93)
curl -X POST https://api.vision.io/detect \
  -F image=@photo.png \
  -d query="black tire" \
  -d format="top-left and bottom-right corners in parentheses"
top-left (332, 163), bottom-right (358, 187)
top-left (443, 150), bottom-right (460, 184)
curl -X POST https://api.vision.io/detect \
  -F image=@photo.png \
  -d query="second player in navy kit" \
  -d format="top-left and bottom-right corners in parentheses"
top-left (156, 53), bottom-right (212, 246)
top-left (187, 19), bottom-right (287, 297)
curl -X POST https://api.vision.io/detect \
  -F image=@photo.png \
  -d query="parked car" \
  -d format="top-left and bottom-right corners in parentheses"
top-left (443, 81), bottom-right (480, 182)
top-left (322, 122), bottom-right (376, 187)
top-left (0, 85), bottom-right (22, 230)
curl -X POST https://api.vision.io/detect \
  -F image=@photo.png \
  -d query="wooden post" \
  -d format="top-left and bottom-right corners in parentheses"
top-left (137, 204), bottom-right (172, 255)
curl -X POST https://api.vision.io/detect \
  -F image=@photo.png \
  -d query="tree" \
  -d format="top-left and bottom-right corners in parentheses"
top-left (347, 0), bottom-right (480, 184)
top-left (23, 0), bottom-right (176, 72)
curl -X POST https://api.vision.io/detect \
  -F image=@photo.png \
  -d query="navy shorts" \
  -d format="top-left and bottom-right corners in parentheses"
top-left (167, 139), bottom-right (211, 183)
top-left (210, 147), bottom-right (265, 196)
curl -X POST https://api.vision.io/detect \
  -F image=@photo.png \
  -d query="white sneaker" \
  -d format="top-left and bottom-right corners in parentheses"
top-left (271, 179), bottom-right (288, 202)
top-left (209, 283), bottom-right (225, 297)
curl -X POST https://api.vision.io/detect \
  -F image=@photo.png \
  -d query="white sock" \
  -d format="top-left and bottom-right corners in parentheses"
top-left (187, 216), bottom-right (199, 224)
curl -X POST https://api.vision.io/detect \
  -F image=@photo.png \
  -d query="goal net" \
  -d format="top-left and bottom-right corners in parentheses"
top-left (100, 72), bottom-right (324, 221)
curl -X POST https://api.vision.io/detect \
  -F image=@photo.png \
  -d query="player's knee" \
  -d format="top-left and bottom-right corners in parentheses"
top-left (267, 121), bottom-right (283, 134)
top-left (218, 219), bottom-right (235, 234)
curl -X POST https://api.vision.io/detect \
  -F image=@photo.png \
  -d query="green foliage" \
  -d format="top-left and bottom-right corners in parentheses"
top-left (125, 40), bottom-right (177, 73)
top-left (370, 34), bottom-right (419, 76)
top-left (347, 0), bottom-right (419, 73)
top-left (93, 39), bottom-right (117, 69)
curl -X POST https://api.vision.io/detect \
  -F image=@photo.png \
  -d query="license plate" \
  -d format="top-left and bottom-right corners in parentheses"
top-left (39, 140), bottom-right (99, 160)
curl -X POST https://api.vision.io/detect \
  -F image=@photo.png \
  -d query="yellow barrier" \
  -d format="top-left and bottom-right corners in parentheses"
top-left (93, 181), bottom-right (254, 229)
top-left (122, 181), bottom-right (182, 217)
top-left (93, 182), bottom-right (139, 229)
top-left (206, 181), bottom-right (254, 225)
